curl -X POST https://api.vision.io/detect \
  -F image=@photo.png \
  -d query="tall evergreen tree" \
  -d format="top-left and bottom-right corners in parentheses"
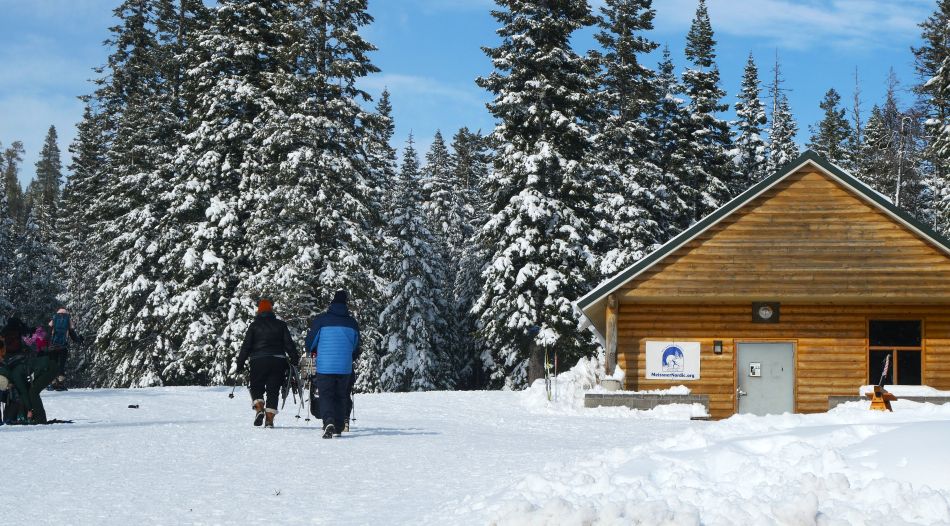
top-left (60, 103), bottom-right (109, 383)
top-left (11, 211), bottom-right (59, 325)
top-left (2, 141), bottom-right (25, 226)
top-left (680, 0), bottom-right (734, 224)
top-left (914, 1), bottom-right (950, 234)
top-left (648, 46), bottom-right (690, 238)
top-left (238, 0), bottom-right (383, 377)
top-left (450, 127), bottom-right (492, 389)
top-left (32, 125), bottom-right (64, 241)
top-left (0, 163), bottom-right (14, 320)
top-left (766, 53), bottom-right (799, 172)
top-left (591, 0), bottom-right (664, 276)
top-left (808, 88), bottom-right (855, 167)
top-left (732, 53), bottom-right (768, 191)
top-left (91, 0), bottom-right (183, 387)
top-left (421, 130), bottom-right (465, 384)
top-left (769, 93), bottom-right (799, 171)
top-left (355, 89), bottom-right (398, 394)
top-left (379, 139), bottom-right (449, 391)
top-left (475, 0), bottom-right (599, 387)
top-left (160, 0), bottom-right (294, 385)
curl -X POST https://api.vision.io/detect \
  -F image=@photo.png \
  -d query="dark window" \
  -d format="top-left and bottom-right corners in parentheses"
top-left (897, 351), bottom-right (922, 385)
top-left (869, 350), bottom-right (893, 385)
top-left (869, 320), bottom-right (922, 347)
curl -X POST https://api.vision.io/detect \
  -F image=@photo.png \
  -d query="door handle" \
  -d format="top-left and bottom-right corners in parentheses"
top-left (737, 388), bottom-right (747, 397)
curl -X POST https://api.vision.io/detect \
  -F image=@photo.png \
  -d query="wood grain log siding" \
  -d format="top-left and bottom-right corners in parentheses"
top-left (620, 170), bottom-right (950, 303)
top-left (618, 304), bottom-right (950, 419)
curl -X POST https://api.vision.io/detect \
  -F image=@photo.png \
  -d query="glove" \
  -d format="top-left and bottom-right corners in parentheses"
top-left (233, 361), bottom-right (245, 375)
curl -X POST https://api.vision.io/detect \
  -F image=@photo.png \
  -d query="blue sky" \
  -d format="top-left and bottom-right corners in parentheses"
top-left (0, 0), bottom-right (936, 184)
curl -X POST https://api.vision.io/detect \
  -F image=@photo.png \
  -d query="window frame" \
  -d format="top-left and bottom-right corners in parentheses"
top-left (867, 318), bottom-right (925, 386)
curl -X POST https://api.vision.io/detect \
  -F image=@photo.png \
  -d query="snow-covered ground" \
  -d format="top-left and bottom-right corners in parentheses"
top-left (4, 387), bottom-right (950, 525)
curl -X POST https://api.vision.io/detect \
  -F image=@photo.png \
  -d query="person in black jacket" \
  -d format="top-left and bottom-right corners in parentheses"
top-left (236, 299), bottom-right (299, 428)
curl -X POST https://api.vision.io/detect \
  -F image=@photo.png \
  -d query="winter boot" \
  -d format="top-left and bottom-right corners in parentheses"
top-left (322, 423), bottom-right (335, 439)
top-left (252, 400), bottom-right (265, 427)
top-left (265, 408), bottom-right (276, 428)
top-left (343, 419), bottom-right (350, 432)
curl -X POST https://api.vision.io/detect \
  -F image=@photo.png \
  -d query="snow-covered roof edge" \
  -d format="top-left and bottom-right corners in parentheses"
top-left (574, 150), bottom-right (950, 338)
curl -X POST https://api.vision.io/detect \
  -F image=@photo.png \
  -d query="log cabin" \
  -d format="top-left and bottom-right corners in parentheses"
top-left (576, 150), bottom-right (950, 419)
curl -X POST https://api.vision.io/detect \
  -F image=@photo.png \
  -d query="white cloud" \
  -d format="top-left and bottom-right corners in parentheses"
top-left (650, 0), bottom-right (932, 51)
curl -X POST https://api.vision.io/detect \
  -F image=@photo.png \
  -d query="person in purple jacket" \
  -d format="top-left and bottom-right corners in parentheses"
top-left (305, 290), bottom-right (361, 439)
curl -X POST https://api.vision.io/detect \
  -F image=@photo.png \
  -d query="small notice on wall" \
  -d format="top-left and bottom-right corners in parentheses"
top-left (645, 341), bottom-right (701, 380)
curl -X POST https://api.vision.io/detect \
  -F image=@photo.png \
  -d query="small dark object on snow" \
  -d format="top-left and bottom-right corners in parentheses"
top-left (128, 404), bottom-right (139, 409)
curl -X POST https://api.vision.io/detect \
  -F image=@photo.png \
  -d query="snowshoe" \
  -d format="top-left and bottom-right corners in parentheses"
top-left (322, 424), bottom-right (335, 439)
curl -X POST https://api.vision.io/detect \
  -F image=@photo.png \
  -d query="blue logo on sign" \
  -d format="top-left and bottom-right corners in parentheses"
top-left (662, 345), bottom-right (685, 372)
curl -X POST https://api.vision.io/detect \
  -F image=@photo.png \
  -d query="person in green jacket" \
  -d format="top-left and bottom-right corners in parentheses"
top-left (2, 316), bottom-right (32, 423)
top-left (24, 326), bottom-right (53, 424)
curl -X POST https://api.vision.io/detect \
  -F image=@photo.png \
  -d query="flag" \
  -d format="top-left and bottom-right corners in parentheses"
top-left (879, 354), bottom-right (891, 387)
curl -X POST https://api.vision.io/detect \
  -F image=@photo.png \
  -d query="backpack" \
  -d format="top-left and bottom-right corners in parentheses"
top-left (51, 313), bottom-right (71, 349)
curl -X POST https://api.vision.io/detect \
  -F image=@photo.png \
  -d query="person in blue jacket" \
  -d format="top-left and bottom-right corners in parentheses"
top-left (305, 290), bottom-right (361, 439)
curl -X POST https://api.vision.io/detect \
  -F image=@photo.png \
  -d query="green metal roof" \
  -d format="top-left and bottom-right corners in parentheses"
top-left (575, 149), bottom-right (950, 314)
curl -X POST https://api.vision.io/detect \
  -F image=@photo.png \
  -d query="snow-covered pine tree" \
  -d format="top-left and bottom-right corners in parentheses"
top-left (10, 210), bottom-right (59, 325)
top-left (648, 46), bottom-right (690, 238)
top-left (379, 138), bottom-right (449, 391)
top-left (915, 0), bottom-right (950, 234)
top-left (238, 0), bottom-right (383, 381)
top-left (769, 93), bottom-right (799, 172)
top-left (0, 163), bottom-right (14, 320)
top-left (90, 0), bottom-right (183, 387)
top-left (475, 0), bottom-right (600, 387)
top-left (420, 130), bottom-right (465, 385)
top-left (355, 89), bottom-right (399, 394)
top-left (450, 127), bottom-right (492, 389)
top-left (2, 141), bottom-right (25, 228)
top-left (808, 88), bottom-right (855, 168)
top-left (859, 75), bottom-right (928, 214)
top-left (591, 0), bottom-right (665, 276)
top-left (680, 0), bottom-right (734, 223)
top-left (159, 0), bottom-right (297, 385)
top-left (32, 125), bottom-right (64, 242)
top-left (423, 131), bottom-right (467, 259)
top-left (60, 103), bottom-right (109, 384)
top-left (732, 53), bottom-right (768, 192)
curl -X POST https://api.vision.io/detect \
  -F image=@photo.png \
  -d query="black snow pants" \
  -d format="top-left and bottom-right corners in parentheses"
top-left (344, 373), bottom-right (356, 421)
top-left (249, 357), bottom-right (287, 411)
top-left (317, 373), bottom-right (350, 430)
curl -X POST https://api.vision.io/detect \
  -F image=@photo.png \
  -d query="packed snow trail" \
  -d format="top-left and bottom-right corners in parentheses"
top-left (4, 388), bottom-right (950, 525)
top-left (0, 387), bottom-right (692, 525)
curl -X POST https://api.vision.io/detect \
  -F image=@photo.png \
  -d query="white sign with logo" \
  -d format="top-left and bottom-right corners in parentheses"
top-left (645, 341), bottom-right (701, 380)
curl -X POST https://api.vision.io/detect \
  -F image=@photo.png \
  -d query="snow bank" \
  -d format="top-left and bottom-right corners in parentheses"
top-left (859, 384), bottom-right (950, 397)
top-left (518, 357), bottom-right (704, 420)
top-left (469, 402), bottom-right (950, 525)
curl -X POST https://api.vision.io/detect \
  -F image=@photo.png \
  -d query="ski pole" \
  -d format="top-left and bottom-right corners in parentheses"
top-left (228, 375), bottom-right (237, 399)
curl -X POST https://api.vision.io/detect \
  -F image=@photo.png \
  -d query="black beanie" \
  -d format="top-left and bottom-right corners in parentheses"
top-left (331, 290), bottom-right (348, 305)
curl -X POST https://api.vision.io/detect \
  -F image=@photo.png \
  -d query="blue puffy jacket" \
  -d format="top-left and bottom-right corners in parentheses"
top-left (305, 302), bottom-right (361, 375)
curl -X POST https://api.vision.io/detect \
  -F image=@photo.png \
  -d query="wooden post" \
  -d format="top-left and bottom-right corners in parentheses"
top-left (605, 294), bottom-right (618, 379)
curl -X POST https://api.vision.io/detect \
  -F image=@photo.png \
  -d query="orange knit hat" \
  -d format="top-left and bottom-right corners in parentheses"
top-left (257, 298), bottom-right (273, 314)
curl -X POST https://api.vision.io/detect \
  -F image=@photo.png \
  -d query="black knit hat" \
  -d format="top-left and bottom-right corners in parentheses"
top-left (331, 290), bottom-right (348, 305)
